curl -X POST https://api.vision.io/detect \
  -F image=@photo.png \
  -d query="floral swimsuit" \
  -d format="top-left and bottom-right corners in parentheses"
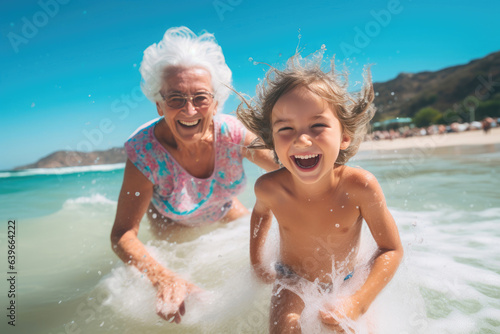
top-left (125, 114), bottom-right (247, 226)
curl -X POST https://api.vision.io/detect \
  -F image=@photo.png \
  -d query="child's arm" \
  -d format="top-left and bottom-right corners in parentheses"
top-left (353, 173), bottom-right (403, 312)
top-left (249, 177), bottom-right (276, 284)
top-left (322, 171), bottom-right (403, 325)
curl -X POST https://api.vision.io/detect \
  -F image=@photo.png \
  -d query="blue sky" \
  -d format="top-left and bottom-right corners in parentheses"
top-left (1, 0), bottom-right (499, 170)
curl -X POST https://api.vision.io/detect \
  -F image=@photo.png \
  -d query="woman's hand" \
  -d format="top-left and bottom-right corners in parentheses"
top-left (155, 275), bottom-right (202, 323)
top-left (319, 296), bottom-right (361, 333)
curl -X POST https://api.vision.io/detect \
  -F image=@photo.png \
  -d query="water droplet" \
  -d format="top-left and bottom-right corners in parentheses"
top-left (341, 205), bottom-right (344, 209)
top-left (391, 92), bottom-right (395, 96)
top-left (335, 224), bottom-right (340, 228)
top-left (135, 192), bottom-right (140, 196)
top-left (127, 192), bottom-right (130, 195)
top-left (152, 213), bottom-right (157, 219)
top-left (100, 322), bottom-right (104, 327)
top-left (98, 271), bottom-right (102, 276)
top-left (248, 57), bottom-right (253, 62)
top-left (330, 209), bottom-right (333, 212)
top-left (58, 300), bottom-right (62, 304)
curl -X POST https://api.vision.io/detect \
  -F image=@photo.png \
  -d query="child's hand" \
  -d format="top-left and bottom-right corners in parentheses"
top-left (319, 296), bottom-right (361, 332)
top-left (155, 275), bottom-right (202, 323)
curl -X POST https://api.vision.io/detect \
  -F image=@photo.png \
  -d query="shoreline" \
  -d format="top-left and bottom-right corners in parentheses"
top-left (359, 127), bottom-right (500, 152)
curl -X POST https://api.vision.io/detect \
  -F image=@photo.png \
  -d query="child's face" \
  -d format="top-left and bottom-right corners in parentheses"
top-left (271, 86), bottom-right (350, 184)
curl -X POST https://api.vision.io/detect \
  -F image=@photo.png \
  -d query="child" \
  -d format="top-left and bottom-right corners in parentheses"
top-left (237, 57), bottom-right (403, 333)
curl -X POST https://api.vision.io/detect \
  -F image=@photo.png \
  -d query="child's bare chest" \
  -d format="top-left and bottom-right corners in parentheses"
top-left (272, 196), bottom-right (361, 235)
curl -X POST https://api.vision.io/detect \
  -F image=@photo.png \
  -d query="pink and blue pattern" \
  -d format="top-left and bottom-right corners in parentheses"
top-left (125, 114), bottom-right (247, 226)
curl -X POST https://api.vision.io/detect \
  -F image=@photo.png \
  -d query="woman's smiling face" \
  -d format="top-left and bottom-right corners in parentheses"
top-left (271, 85), bottom-right (351, 184)
top-left (157, 66), bottom-right (218, 145)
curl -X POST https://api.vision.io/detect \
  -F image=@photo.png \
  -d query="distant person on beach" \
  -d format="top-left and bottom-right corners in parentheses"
top-left (482, 117), bottom-right (493, 134)
top-left (110, 27), bottom-right (277, 324)
top-left (237, 57), bottom-right (404, 332)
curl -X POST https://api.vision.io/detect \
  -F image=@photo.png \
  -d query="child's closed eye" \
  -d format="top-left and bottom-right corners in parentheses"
top-left (277, 127), bottom-right (293, 132)
top-left (312, 123), bottom-right (327, 128)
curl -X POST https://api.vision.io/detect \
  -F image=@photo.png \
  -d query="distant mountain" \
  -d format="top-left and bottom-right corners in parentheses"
top-left (15, 147), bottom-right (126, 170)
top-left (372, 50), bottom-right (500, 121)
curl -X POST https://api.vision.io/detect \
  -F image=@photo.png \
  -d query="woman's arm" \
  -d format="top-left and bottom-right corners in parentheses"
top-left (249, 177), bottom-right (276, 284)
top-left (110, 159), bottom-right (198, 323)
top-left (242, 131), bottom-right (279, 172)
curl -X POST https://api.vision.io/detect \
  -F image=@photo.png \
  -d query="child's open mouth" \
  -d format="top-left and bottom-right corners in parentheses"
top-left (293, 154), bottom-right (320, 169)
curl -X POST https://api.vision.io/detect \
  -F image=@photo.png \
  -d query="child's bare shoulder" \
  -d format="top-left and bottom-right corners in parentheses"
top-left (254, 168), bottom-right (288, 198)
top-left (340, 166), bottom-right (381, 193)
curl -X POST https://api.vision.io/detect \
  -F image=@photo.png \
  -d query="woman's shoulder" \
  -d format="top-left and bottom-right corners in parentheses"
top-left (124, 118), bottom-right (162, 166)
top-left (216, 113), bottom-right (246, 144)
top-left (126, 117), bottom-right (161, 143)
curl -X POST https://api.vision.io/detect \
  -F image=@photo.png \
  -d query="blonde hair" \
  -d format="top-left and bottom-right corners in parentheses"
top-left (140, 26), bottom-right (232, 111)
top-left (236, 54), bottom-right (375, 164)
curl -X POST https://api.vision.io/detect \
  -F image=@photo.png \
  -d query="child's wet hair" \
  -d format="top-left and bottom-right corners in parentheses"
top-left (236, 53), bottom-right (375, 164)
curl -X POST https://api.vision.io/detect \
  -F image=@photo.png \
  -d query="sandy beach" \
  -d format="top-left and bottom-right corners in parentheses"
top-left (359, 127), bottom-right (500, 152)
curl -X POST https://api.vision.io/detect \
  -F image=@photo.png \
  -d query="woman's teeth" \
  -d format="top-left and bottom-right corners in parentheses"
top-left (178, 120), bottom-right (200, 127)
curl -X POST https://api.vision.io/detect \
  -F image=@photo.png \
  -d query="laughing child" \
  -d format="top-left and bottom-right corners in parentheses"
top-left (237, 56), bottom-right (403, 333)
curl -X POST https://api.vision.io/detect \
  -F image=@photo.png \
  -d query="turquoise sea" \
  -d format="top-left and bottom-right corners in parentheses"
top-left (1, 143), bottom-right (499, 333)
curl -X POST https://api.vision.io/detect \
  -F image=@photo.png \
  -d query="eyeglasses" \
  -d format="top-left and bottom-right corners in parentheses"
top-left (161, 92), bottom-right (214, 109)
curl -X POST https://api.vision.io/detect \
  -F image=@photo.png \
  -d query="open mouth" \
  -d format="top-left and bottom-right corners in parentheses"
top-left (178, 119), bottom-right (201, 127)
top-left (293, 154), bottom-right (321, 169)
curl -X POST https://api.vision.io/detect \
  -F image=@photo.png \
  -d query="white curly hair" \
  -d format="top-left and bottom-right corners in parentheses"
top-left (139, 26), bottom-right (232, 112)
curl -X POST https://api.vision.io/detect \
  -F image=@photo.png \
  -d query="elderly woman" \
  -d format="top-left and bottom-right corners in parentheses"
top-left (110, 27), bottom-right (276, 324)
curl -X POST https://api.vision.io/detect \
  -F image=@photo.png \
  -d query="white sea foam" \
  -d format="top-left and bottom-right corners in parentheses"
top-left (97, 215), bottom-right (274, 332)
top-left (63, 193), bottom-right (117, 207)
top-left (0, 163), bottom-right (125, 178)
top-left (20, 194), bottom-right (497, 333)
top-left (92, 212), bottom-right (429, 333)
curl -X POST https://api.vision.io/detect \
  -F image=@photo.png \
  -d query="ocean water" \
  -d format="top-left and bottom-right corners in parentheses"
top-left (1, 143), bottom-right (499, 333)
